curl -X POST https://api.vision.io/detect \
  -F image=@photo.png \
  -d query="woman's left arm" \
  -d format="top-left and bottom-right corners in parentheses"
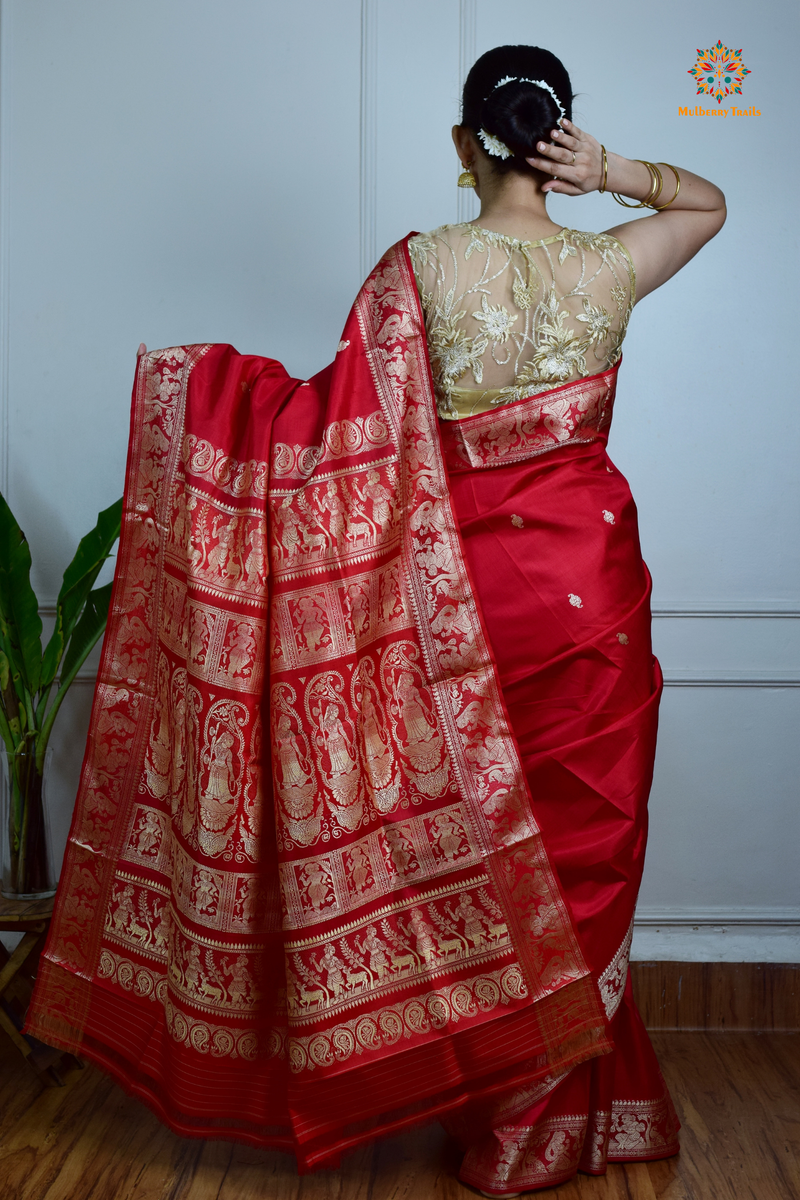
top-left (527, 120), bottom-right (727, 302)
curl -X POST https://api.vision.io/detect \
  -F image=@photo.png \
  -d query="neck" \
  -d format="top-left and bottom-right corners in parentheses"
top-left (472, 168), bottom-right (562, 241)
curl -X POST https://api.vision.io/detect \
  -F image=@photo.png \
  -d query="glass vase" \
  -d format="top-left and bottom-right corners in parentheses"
top-left (1, 746), bottom-right (56, 900)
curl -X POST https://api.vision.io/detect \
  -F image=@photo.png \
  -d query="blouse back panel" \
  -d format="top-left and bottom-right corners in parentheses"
top-left (409, 223), bottom-right (635, 421)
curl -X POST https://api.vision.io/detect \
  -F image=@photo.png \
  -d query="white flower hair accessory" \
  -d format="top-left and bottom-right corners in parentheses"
top-left (478, 128), bottom-right (512, 159)
top-left (489, 75), bottom-right (566, 122)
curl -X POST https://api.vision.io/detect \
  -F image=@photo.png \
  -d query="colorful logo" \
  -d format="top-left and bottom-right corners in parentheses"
top-left (688, 41), bottom-right (751, 106)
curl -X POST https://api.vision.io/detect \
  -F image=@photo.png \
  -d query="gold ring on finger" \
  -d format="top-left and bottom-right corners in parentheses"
top-left (571, 151), bottom-right (576, 165)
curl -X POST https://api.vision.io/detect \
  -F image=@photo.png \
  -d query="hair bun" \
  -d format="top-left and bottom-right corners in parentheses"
top-left (480, 80), bottom-right (562, 156)
top-left (462, 45), bottom-right (573, 173)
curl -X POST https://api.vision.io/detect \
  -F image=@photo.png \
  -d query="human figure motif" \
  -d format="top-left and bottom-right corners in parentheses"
top-left (152, 905), bottom-right (170, 955)
top-left (222, 621), bottom-right (257, 677)
top-left (234, 877), bottom-right (259, 925)
top-left (184, 942), bottom-right (204, 993)
top-left (379, 567), bottom-right (403, 624)
top-left (450, 892), bottom-right (491, 947)
top-left (346, 844), bottom-right (372, 895)
top-left (311, 943), bottom-right (346, 997)
top-left (193, 869), bottom-right (218, 913)
top-left (294, 596), bottom-right (329, 652)
top-left (277, 497), bottom-right (304, 559)
top-left (345, 582), bottom-right (369, 638)
top-left (243, 520), bottom-right (267, 586)
top-left (223, 954), bottom-right (253, 1006)
top-left (430, 811), bottom-right (466, 863)
top-left (111, 883), bottom-right (135, 934)
top-left (395, 671), bottom-right (437, 745)
top-left (203, 727), bottom-right (235, 803)
top-left (135, 810), bottom-right (161, 856)
top-left (274, 713), bottom-right (313, 793)
top-left (611, 1112), bottom-right (647, 1153)
top-left (360, 687), bottom-right (391, 778)
top-left (190, 608), bottom-right (212, 666)
top-left (543, 1129), bottom-right (574, 1171)
top-left (383, 825), bottom-right (415, 876)
top-left (207, 514), bottom-right (241, 583)
top-left (359, 469), bottom-right (394, 530)
top-left (318, 480), bottom-right (347, 545)
top-left (405, 908), bottom-right (438, 966)
top-left (355, 925), bottom-right (390, 979)
top-left (301, 861), bottom-right (333, 912)
top-left (320, 703), bottom-right (357, 776)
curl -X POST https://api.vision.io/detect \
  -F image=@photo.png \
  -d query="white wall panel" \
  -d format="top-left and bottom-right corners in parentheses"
top-left (3, 0), bottom-right (363, 602)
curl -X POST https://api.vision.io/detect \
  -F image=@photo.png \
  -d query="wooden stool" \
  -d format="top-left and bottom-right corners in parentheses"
top-left (0, 893), bottom-right (83, 1083)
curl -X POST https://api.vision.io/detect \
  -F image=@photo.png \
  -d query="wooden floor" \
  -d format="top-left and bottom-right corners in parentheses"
top-left (0, 1031), bottom-right (797, 1200)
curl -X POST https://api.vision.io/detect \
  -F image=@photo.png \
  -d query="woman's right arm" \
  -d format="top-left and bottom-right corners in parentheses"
top-left (601, 154), bottom-right (726, 301)
top-left (527, 121), bottom-right (727, 302)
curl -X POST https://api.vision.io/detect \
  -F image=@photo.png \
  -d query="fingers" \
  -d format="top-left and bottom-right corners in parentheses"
top-left (550, 127), bottom-right (578, 151)
top-left (525, 140), bottom-right (575, 178)
top-left (559, 118), bottom-right (584, 139)
top-left (527, 118), bottom-right (599, 195)
top-left (137, 343), bottom-right (147, 358)
top-left (544, 182), bottom-right (583, 197)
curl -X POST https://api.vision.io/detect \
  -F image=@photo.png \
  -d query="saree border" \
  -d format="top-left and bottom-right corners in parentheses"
top-left (354, 240), bottom-right (591, 1001)
top-left (27, 345), bottom-right (211, 1051)
top-left (438, 362), bottom-right (618, 473)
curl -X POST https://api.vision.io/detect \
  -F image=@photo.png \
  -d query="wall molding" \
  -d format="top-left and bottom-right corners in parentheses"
top-left (662, 670), bottom-right (800, 688)
top-left (456, 0), bottom-right (477, 225)
top-left (358, 0), bottom-right (378, 282)
top-left (653, 604), bottom-right (800, 619)
top-left (0, 0), bottom-right (11, 497)
top-left (39, 603), bottom-right (800, 688)
top-left (635, 907), bottom-right (800, 927)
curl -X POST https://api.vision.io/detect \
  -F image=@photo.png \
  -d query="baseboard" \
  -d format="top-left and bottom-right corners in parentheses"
top-left (632, 908), bottom-right (800, 963)
top-left (630, 961), bottom-right (799, 1031)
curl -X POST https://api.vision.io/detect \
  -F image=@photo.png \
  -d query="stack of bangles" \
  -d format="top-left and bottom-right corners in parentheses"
top-left (597, 145), bottom-right (681, 210)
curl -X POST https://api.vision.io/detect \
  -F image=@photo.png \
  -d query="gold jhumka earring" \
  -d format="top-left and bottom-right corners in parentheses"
top-left (457, 162), bottom-right (476, 188)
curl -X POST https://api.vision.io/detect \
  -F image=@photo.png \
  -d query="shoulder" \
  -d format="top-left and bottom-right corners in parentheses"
top-left (408, 224), bottom-right (462, 263)
top-left (566, 228), bottom-right (633, 263)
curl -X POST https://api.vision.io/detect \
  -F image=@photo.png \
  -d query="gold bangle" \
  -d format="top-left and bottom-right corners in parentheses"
top-left (612, 159), bottom-right (660, 208)
top-left (651, 162), bottom-right (681, 210)
top-left (638, 160), bottom-right (664, 207)
top-left (599, 144), bottom-right (608, 193)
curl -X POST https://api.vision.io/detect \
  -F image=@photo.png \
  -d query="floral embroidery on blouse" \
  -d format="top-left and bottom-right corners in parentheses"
top-left (409, 223), bottom-right (635, 421)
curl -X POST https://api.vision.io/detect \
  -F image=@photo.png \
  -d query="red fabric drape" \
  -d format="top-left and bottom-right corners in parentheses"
top-left (438, 415), bottom-right (679, 1192)
top-left (25, 237), bottom-right (677, 1184)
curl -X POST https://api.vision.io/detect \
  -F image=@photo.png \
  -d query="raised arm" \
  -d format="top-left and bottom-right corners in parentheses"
top-left (526, 119), bottom-right (726, 302)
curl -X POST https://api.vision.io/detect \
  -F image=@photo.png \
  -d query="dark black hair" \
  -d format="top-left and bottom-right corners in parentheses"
top-left (461, 45), bottom-right (573, 174)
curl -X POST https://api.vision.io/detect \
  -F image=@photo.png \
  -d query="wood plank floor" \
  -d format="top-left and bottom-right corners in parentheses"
top-left (0, 1032), bottom-right (797, 1199)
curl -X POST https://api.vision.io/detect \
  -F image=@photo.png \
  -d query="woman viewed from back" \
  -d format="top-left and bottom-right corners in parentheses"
top-left (26, 41), bottom-right (725, 1200)
top-left (407, 44), bottom-right (725, 1194)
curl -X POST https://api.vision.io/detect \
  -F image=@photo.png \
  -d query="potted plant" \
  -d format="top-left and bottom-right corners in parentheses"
top-left (0, 492), bottom-right (122, 898)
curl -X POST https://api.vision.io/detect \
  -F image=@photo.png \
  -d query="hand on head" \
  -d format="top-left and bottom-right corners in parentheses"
top-left (526, 119), bottom-right (604, 196)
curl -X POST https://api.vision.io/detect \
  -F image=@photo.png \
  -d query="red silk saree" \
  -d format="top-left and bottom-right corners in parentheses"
top-left (26, 236), bottom-right (678, 1188)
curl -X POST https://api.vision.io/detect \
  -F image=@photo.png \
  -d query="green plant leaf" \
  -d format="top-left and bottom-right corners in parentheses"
top-left (40, 497), bottom-right (122, 689)
top-left (0, 492), bottom-right (43, 694)
top-left (37, 581), bottom-right (113, 767)
top-left (60, 581), bottom-right (113, 683)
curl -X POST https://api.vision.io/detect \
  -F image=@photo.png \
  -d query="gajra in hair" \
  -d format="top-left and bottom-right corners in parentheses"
top-left (461, 45), bottom-right (574, 173)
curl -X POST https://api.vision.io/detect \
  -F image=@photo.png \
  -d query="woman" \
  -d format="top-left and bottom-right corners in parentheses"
top-left (26, 43), bottom-right (725, 1196)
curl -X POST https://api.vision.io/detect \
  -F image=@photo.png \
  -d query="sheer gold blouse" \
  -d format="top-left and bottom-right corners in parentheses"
top-left (408, 223), bottom-right (635, 421)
